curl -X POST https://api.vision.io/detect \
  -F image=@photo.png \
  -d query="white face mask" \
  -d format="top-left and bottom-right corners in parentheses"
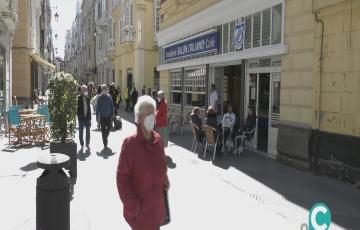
top-left (84, 91), bottom-right (88, 96)
top-left (143, 114), bottom-right (155, 132)
top-left (102, 90), bottom-right (107, 94)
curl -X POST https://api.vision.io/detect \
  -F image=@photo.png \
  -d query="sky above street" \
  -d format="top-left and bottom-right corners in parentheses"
top-left (50, 0), bottom-right (78, 59)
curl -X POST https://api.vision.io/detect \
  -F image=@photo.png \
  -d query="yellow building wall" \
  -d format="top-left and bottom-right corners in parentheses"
top-left (159, 0), bottom-right (220, 30)
top-left (113, 0), bottom-right (158, 98)
top-left (283, 0), bottom-right (360, 137)
top-left (12, 0), bottom-right (32, 98)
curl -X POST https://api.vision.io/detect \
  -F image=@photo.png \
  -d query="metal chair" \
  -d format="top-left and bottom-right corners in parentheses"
top-left (203, 125), bottom-right (220, 160)
top-left (234, 128), bottom-right (256, 157)
top-left (190, 121), bottom-right (203, 153)
top-left (180, 112), bottom-right (191, 136)
top-left (8, 107), bottom-right (25, 145)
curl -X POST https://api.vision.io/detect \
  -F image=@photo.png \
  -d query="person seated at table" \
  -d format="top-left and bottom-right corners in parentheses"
top-left (204, 106), bottom-right (219, 132)
top-left (232, 106), bottom-right (257, 143)
top-left (191, 107), bottom-right (204, 143)
top-left (205, 106), bottom-right (223, 155)
top-left (222, 103), bottom-right (236, 147)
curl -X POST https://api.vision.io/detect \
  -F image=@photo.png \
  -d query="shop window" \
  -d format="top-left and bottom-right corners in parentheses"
top-left (252, 12), bottom-right (261, 48)
top-left (170, 70), bottom-right (182, 105)
top-left (271, 4), bottom-right (282, 45)
top-left (244, 16), bottom-right (252, 49)
top-left (184, 67), bottom-right (206, 107)
top-left (262, 8), bottom-right (271, 46)
top-left (222, 23), bottom-right (229, 53)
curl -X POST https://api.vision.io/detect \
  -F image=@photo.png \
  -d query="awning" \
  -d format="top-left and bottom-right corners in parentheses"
top-left (30, 53), bottom-right (56, 70)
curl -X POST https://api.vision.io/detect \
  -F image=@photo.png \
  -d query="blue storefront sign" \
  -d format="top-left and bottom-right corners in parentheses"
top-left (165, 32), bottom-right (219, 61)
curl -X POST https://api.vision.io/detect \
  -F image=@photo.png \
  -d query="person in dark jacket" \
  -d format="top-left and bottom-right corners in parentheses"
top-left (205, 106), bottom-right (223, 155)
top-left (77, 85), bottom-right (92, 151)
top-left (191, 107), bottom-right (204, 143)
top-left (96, 84), bottom-right (114, 149)
top-left (130, 85), bottom-right (138, 112)
top-left (151, 90), bottom-right (159, 109)
top-left (109, 83), bottom-right (119, 125)
top-left (232, 106), bottom-right (257, 145)
top-left (204, 106), bottom-right (219, 131)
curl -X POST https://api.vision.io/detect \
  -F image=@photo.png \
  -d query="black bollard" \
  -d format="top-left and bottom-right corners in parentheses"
top-left (36, 153), bottom-right (70, 230)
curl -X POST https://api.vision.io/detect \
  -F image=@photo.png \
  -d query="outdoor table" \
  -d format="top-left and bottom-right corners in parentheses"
top-left (19, 108), bottom-right (37, 115)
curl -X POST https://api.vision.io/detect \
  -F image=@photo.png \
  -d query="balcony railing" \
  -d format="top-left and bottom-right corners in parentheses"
top-left (120, 25), bottom-right (135, 44)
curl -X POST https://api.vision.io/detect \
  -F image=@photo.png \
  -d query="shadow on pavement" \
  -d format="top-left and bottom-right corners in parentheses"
top-left (20, 162), bottom-right (38, 172)
top-left (166, 155), bottom-right (176, 169)
top-left (119, 107), bottom-right (360, 229)
top-left (214, 151), bottom-right (360, 229)
top-left (96, 148), bottom-right (116, 159)
top-left (78, 149), bottom-right (91, 161)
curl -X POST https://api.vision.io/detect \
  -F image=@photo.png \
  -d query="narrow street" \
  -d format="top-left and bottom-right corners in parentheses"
top-left (0, 110), bottom-right (359, 230)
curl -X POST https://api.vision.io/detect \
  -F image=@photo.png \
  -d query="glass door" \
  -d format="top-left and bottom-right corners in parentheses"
top-left (257, 73), bottom-right (270, 152)
top-left (268, 72), bottom-right (281, 155)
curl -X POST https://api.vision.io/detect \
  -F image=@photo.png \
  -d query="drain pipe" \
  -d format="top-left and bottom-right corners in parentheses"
top-left (315, 10), bottom-right (324, 129)
top-left (312, 10), bottom-right (325, 174)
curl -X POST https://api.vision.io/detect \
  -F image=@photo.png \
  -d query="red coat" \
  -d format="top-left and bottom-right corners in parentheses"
top-left (156, 99), bottom-right (168, 128)
top-left (117, 127), bottom-right (169, 230)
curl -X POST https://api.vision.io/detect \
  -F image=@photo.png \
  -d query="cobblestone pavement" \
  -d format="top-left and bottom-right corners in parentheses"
top-left (0, 109), bottom-right (359, 230)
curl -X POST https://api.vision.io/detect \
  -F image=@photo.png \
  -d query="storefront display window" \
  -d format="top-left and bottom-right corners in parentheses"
top-left (184, 67), bottom-right (206, 107)
top-left (170, 70), bottom-right (182, 105)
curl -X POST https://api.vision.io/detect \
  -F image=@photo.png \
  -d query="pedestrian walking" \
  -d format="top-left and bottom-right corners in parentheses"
top-left (96, 84), bottom-right (114, 149)
top-left (130, 85), bottom-right (138, 111)
top-left (125, 87), bottom-right (130, 112)
top-left (117, 95), bottom-right (170, 230)
top-left (77, 85), bottom-right (91, 151)
top-left (156, 91), bottom-right (168, 147)
top-left (141, 85), bottom-right (146, 95)
top-left (147, 87), bottom-right (152, 96)
top-left (109, 83), bottom-right (120, 125)
top-left (151, 90), bottom-right (159, 109)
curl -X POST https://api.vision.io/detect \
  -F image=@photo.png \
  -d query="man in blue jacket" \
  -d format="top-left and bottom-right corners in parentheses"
top-left (96, 84), bottom-right (114, 149)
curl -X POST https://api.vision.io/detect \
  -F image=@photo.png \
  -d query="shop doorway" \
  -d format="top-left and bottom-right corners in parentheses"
top-left (247, 72), bottom-right (280, 155)
top-left (127, 69), bottom-right (133, 90)
top-left (223, 65), bottom-right (241, 116)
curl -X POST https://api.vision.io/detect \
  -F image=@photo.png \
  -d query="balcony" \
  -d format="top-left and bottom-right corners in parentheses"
top-left (106, 38), bottom-right (116, 59)
top-left (0, 0), bottom-right (18, 31)
top-left (120, 25), bottom-right (135, 44)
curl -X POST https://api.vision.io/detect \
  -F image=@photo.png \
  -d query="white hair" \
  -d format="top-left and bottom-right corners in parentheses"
top-left (134, 95), bottom-right (156, 123)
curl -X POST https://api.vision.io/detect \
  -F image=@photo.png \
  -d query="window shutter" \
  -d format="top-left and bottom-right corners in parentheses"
top-left (252, 12), bottom-right (261, 48)
top-left (262, 8), bottom-right (271, 46)
top-left (229, 20), bottom-right (236, 52)
top-left (222, 23), bottom-right (229, 53)
top-left (244, 16), bottom-right (252, 49)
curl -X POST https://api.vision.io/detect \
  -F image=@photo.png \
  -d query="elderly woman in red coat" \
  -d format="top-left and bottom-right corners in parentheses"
top-left (117, 95), bottom-right (170, 230)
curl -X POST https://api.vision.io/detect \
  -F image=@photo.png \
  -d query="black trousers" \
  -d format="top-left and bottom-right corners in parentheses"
top-left (100, 116), bottom-right (112, 147)
top-left (125, 99), bottom-right (130, 112)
